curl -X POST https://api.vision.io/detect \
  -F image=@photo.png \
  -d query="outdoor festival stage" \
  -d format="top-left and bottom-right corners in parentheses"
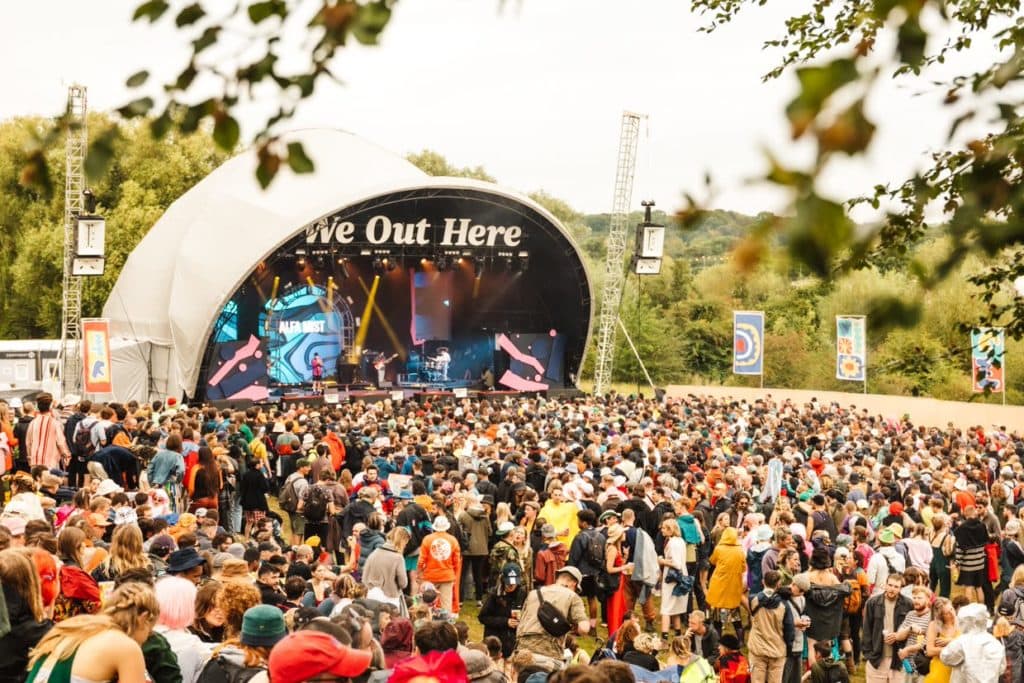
top-left (103, 130), bottom-right (594, 403)
top-left (207, 384), bottom-right (582, 409)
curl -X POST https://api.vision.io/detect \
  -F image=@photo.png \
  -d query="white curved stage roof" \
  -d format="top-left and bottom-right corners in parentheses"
top-left (103, 129), bottom-right (591, 401)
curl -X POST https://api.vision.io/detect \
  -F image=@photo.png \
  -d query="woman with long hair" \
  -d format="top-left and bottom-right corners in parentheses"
top-left (0, 549), bottom-right (53, 683)
top-left (93, 524), bottom-right (152, 583)
top-left (190, 579), bottom-right (226, 643)
top-left (199, 605), bottom-right (286, 681)
top-left (154, 576), bottom-right (212, 683)
top-left (361, 526), bottom-right (410, 604)
top-left (929, 514), bottom-right (954, 598)
top-left (510, 526), bottom-right (534, 592)
top-left (187, 445), bottom-right (222, 511)
top-left (54, 526), bottom-right (101, 622)
top-left (923, 597), bottom-right (958, 683)
top-left (604, 524), bottom-right (634, 636)
top-left (216, 580), bottom-right (261, 640)
top-left (659, 517), bottom-right (689, 640)
top-left (26, 582), bottom-right (159, 683)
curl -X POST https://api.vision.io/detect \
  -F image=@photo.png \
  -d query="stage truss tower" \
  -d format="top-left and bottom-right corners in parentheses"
top-left (593, 112), bottom-right (642, 395)
top-left (59, 84), bottom-right (87, 396)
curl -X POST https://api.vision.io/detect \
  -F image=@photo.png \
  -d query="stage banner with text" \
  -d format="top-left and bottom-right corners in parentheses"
top-left (82, 318), bottom-right (113, 394)
top-left (836, 316), bottom-right (866, 382)
top-left (971, 327), bottom-right (1005, 393)
top-left (733, 311), bottom-right (764, 376)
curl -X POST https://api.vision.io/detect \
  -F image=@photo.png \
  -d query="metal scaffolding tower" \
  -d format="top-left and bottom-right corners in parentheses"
top-left (593, 112), bottom-right (642, 396)
top-left (59, 84), bottom-right (88, 397)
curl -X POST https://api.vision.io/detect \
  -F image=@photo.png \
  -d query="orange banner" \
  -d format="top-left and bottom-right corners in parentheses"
top-left (82, 319), bottom-right (113, 394)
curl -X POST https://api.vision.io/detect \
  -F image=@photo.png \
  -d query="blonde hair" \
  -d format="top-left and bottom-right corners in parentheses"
top-left (0, 549), bottom-right (44, 622)
top-left (495, 502), bottom-right (512, 525)
top-left (108, 525), bottom-right (151, 577)
top-left (668, 634), bottom-right (692, 659)
top-left (994, 616), bottom-right (1014, 639)
top-left (387, 526), bottom-right (411, 552)
top-left (28, 583), bottom-right (159, 668)
top-left (1010, 565), bottom-right (1024, 589)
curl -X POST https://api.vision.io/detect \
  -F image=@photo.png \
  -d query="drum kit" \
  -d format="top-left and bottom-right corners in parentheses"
top-left (422, 347), bottom-right (450, 382)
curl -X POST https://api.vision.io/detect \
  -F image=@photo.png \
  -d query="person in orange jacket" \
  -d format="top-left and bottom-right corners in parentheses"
top-left (417, 515), bottom-right (462, 615)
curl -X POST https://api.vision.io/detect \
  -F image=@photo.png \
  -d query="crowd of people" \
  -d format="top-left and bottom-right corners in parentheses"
top-left (1, 389), bottom-right (1024, 683)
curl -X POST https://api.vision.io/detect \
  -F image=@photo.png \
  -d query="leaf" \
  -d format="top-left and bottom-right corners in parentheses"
top-left (180, 99), bottom-right (213, 133)
top-left (352, 1), bottom-right (392, 45)
top-left (125, 70), bottom-right (149, 88)
top-left (84, 130), bottom-right (119, 182)
top-left (116, 97), bottom-right (155, 119)
top-left (133, 0), bottom-right (169, 22)
top-left (818, 99), bottom-right (876, 155)
top-left (256, 151), bottom-right (281, 188)
top-left (866, 295), bottom-right (922, 331)
top-left (248, 0), bottom-right (285, 24)
top-left (149, 111), bottom-right (172, 139)
top-left (175, 64), bottom-right (198, 90)
top-left (785, 59), bottom-right (859, 138)
top-left (18, 150), bottom-right (51, 195)
top-left (786, 193), bottom-right (854, 276)
top-left (896, 17), bottom-right (927, 69)
top-left (213, 115), bottom-right (241, 150)
top-left (193, 26), bottom-right (220, 53)
top-left (175, 3), bottom-right (205, 27)
top-left (287, 142), bottom-right (315, 173)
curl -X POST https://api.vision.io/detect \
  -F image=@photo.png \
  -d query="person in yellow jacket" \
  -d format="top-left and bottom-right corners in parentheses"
top-left (706, 527), bottom-right (747, 635)
top-left (417, 515), bottom-right (462, 615)
top-left (538, 487), bottom-right (580, 547)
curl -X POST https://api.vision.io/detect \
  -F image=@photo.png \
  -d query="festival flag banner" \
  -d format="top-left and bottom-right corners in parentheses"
top-left (836, 316), bottom-right (866, 382)
top-left (82, 318), bottom-right (113, 394)
top-left (733, 311), bottom-right (764, 376)
top-left (971, 327), bottom-right (1005, 394)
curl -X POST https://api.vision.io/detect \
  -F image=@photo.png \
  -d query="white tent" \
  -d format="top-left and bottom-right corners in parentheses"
top-left (103, 128), bottom-right (587, 402)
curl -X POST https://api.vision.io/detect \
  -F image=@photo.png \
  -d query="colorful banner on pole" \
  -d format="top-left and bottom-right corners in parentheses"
top-left (733, 311), bottom-right (764, 376)
top-left (836, 316), bottom-right (866, 382)
top-left (971, 327), bottom-right (1005, 393)
top-left (82, 318), bottom-right (113, 394)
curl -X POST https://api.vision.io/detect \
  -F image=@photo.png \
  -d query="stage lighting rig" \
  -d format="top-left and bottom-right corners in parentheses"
top-left (437, 255), bottom-right (451, 271)
top-left (372, 257), bottom-right (384, 275)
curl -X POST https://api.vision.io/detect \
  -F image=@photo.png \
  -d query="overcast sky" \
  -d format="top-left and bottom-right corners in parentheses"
top-left (1, 0), bottom-right (987, 217)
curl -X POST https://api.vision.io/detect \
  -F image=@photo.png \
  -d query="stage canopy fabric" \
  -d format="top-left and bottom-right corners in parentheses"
top-left (103, 129), bottom-right (590, 401)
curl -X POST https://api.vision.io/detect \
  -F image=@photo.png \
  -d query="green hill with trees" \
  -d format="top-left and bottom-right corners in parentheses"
top-left (0, 116), bottom-right (1015, 403)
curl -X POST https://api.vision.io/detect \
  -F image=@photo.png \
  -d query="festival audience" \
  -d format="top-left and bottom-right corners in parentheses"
top-left (0, 392), bottom-right (1020, 683)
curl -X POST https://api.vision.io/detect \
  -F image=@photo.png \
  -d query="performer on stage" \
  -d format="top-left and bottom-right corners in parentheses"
top-left (373, 351), bottom-right (398, 387)
top-left (310, 352), bottom-right (324, 394)
top-left (434, 347), bottom-right (451, 381)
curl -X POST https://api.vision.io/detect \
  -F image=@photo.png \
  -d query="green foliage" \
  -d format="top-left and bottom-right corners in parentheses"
top-left (405, 149), bottom-right (496, 182)
top-left (687, 0), bottom-right (1024, 338)
top-left (0, 114), bottom-right (227, 338)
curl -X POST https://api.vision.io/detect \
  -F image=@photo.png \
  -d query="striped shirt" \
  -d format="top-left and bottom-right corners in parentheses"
top-left (25, 412), bottom-right (70, 470)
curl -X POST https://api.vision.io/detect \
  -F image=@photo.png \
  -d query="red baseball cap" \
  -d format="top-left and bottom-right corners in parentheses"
top-left (269, 631), bottom-right (372, 683)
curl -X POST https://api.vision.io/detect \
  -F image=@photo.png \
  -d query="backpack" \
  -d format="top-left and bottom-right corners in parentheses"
top-left (535, 587), bottom-right (572, 637)
top-left (72, 422), bottom-right (96, 463)
top-left (302, 484), bottom-right (330, 521)
top-left (842, 573), bottom-right (864, 615)
top-left (197, 657), bottom-right (265, 683)
top-left (278, 473), bottom-right (302, 513)
top-left (582, 528), bottom-right (606, 569)
top-left (747, 547), bottom-right (768, 593)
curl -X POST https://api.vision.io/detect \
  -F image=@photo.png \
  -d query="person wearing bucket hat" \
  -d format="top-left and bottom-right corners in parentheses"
top-left (166, 547), bottom-right (206, 584)
top-left (866, 525), bottom-right (906, 593)
top-left (417, 515), bottom-right (462, 615)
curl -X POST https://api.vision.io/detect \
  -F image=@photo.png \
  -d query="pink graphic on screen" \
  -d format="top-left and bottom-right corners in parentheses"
top-left (496, 332), bottom-right (564, 390)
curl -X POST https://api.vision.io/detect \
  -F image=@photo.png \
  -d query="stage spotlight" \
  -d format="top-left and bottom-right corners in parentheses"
top-left (372, 257), bottom-right (384, 275)
top-left (337, 259), bottom-right (350, 280)
top-left (385, 258), bottom-right (397, 272)
top-left (296, 257), bottom-right (306, 268)
top-left (437, 255), bottom-right (451, 272)
top-left (473, 259), bottom-right (482, 278)
top-left (505, 256), bottom-right (514, 271)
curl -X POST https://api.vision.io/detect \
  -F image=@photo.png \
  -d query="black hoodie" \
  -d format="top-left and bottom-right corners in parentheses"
top-left (0, 586), bottom-right (53, 683)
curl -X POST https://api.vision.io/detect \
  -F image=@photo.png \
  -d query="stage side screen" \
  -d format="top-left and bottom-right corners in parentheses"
top-left (495, 331), bottom-right (565, 391)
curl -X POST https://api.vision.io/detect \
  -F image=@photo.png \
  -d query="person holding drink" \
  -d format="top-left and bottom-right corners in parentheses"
top-left (604, 523), bottom-right (634, 636)
top-left (479, 563), bottom-right (525, 659)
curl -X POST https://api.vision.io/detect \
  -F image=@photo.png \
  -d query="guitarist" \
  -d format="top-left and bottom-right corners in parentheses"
top-left (373, 351), bottom-right (398, 387)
